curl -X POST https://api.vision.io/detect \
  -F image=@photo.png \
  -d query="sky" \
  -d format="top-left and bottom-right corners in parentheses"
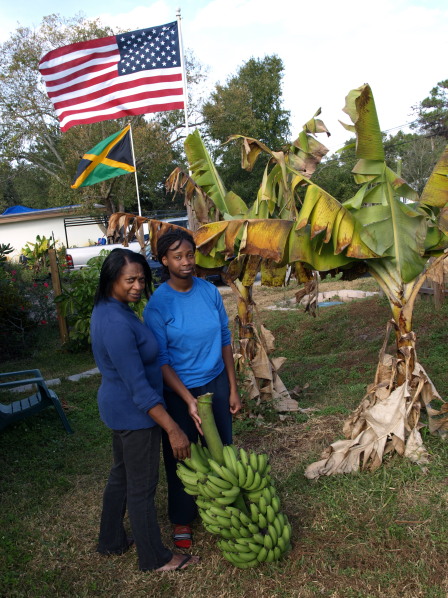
top-left (1, 0), bottom-right (447, 153)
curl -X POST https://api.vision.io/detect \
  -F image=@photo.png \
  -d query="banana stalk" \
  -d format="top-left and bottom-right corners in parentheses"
top-left (197, 392), bottom-right (225, 464)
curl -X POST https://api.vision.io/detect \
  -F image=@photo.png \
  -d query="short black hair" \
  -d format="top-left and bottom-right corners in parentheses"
top-left (94, 248), bottom-right (152, 304)
top-left (156, 229), bottom-right (196, 281)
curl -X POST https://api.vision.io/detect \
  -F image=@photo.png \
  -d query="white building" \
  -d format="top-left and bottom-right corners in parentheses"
top-left (0, 205), bottom-right (107, 260)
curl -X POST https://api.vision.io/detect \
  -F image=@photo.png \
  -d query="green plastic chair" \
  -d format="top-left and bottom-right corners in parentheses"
top-left (0, 369), bottom-right (73, 434)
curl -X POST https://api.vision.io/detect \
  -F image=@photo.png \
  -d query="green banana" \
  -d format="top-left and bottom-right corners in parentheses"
top-left (252, 532), bottom-right (265, 545)
top-left (239, 447), bottom-right (249, 467)
top-left (207, 474), bottom-right (233, 490)
top-left (183, 487), bottom-right (200, 496)
top-left (249, 503), bottom-right (259, 523)
top-left (238, 527), bottom-right (251, 538)
top-left (268, 523), bottom-right (278, 545)
top-left (236, 461), bottom-right (247, 487)
top-left (256, 546), bottom-right (268, 562)
top-left (243, 464), bottom-right (255, 489)
top-left (214, 495), bottom-right (238, 506)
top-left (233, 542), bottom-right (253, 554)
top-left (271, 495), bottom-right (280, 513)
top-left (235, 550), bottom-right (258, 562)
top-left (207, 524), bottom-right (222, 535)
top-left (249, 451), bottom-right (258, 472)
top-left (200, 510), bottom-right (218, 526)
top-left (221, 485), bottom-right (240, 498)
top-left (209, 505), bottom-right (231, 518)
top-left (218, 465), bottom-right (239, 487)
top-left (219, 528), bottom-right (234, 540)
top-left (246, 471), bottom-right (262, 492)
top-left (265, 549), bottom-right (275, 563)
top-left (263, 533), bottom-right (273, 549)
top-left (273, 546), bottom-right (282, 560)
top-left (257, 453), bottom-right (267, 475)
top-left (266, 505), bottom-right (276, 524)
top-left (238, 511), bottom-right (252, 527)
top-left (245, 488), bottom-right (264, 501)
top-left (223, 445), bottom-right (238, 476)
top-left (258, 513), bottom-right (268, 529)
top-left (258, 496), bottom-right (267, 515)
top-left (190, 443), bottom-right (210, 472)
top-left (247, 522), bottom-right (260, 535)
top-left (215, 515), bottom-right (232, 528)
top-left (230, 515), bottom-right (240, 529)
top-left (272, 515), bottom-right (282, 537)
top-left (205, 479), bottom-right (228, 496)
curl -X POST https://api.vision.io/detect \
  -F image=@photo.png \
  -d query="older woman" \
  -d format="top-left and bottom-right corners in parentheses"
top-left (90, 248), bottom-right (199, 572)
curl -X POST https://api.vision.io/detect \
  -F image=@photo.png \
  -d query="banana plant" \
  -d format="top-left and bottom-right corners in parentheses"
top-left (195, 84), bottom-right (448, 475)
top-left (165, 124), bottom-right (330, 411)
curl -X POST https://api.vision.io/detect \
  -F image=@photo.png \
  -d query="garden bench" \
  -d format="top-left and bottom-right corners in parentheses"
top-left (0, 369), bottom-right (73, 434)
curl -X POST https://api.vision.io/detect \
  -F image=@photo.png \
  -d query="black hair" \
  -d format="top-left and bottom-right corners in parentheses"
top-left (94, 248), bottom-right (152, 305)
top-left (156, 228), bottom-right (196, 281)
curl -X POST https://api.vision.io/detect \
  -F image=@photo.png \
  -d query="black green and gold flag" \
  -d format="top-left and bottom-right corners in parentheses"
top-left (71, 125), bottom-right (136, 189)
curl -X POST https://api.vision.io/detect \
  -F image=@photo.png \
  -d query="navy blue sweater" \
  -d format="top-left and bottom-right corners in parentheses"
top-left (90, 298), bottom-right (165, 430)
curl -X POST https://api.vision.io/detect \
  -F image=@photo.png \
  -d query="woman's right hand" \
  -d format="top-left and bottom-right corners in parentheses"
top-left (168, 425), bottom-right (191, 461)
top-left (188, 398), bottom-right (203, 436)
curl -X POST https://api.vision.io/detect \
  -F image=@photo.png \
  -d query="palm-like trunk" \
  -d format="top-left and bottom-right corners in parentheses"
top-left (305, 255), bottom-right (448, 479)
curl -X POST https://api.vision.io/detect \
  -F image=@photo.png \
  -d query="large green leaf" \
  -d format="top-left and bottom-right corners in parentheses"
top-left (184, 130), bottom-right (247, 216)
top-left (419, 144), bottom-right (448, 209)
top-left (342, 85), bottom-right (385, 161)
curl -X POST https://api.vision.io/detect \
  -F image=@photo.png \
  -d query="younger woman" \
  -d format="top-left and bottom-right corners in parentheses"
top-left (143, 229), bottom-right (241, 549)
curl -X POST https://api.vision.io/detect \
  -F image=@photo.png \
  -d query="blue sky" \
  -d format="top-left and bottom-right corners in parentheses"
top-left (1, 0), bottom-right (447, 151)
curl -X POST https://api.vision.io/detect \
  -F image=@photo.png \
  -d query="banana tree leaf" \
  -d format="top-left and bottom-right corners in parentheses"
top-left (296, 184), bottom-right (378, 259)
top-left (342, 84), bottom-right (385, 161)
top-left (261, 260), bottom-right (288, 287)
top-left (241, 255), bottom-right (262, 286)
top-left (195, 251), bottom-right (226, 268)
top-left (185, 130), bottom-right (247, 216)
top-left (419, 144), bottom-right (448, 209)
top-left (287, 226), bottom-right (353, 270)
top-left (423, 224), bottom-right (448, 253)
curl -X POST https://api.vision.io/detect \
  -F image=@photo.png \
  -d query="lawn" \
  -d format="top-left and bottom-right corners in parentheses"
top-left (1, 281), bottom-right (447, 598)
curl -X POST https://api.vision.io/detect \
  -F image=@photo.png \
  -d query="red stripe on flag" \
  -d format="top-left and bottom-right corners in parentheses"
top-left (60, 102), bottom-right (185, 132)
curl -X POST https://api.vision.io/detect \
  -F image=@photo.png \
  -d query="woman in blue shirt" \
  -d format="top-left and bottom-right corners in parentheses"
top-left (90, 248), bottom-right (199, 572)
top-left (144, 229), bottom-right (241, 549)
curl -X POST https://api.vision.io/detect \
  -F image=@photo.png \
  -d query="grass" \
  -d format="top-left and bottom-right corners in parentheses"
top-left (1, 282), bottom-right (447, 598)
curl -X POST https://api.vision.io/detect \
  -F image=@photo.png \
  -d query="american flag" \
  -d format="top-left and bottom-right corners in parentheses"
top-left (39, 21), bottom-right (185, 132)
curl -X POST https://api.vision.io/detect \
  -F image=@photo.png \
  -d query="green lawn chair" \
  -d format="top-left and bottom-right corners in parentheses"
top-left (0, 369), bottom-right (73, 434)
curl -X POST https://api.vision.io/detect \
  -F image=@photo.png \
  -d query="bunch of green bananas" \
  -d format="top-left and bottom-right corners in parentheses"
top-left (177, 443), bottom-right (291, 568)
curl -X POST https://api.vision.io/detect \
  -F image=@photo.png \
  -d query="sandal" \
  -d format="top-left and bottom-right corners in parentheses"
top-left (155, 553), bottom-right (200, 572)
top-left (173, 524), bottom-right (192, 549)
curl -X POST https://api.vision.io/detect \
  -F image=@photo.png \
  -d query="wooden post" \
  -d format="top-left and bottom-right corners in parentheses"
top-left (48, 249), bottom-right (69, 344)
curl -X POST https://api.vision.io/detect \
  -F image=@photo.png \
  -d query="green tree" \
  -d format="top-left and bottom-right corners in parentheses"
top-left (411, 80), bottom-right (448, 139)
top-left (201, 56), bottom-right (290, 204)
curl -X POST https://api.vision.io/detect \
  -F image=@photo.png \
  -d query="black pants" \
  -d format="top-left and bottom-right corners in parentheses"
top-left (97, 426), bottom-right (172, 571)
top-left (162, 369), bottom-right (233, 525)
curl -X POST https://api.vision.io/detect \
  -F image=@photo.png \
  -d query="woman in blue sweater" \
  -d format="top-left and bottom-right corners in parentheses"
top-left (90, 248), bottom-right (199, 572)
top-left (143, 229), bottom-right (241, 549)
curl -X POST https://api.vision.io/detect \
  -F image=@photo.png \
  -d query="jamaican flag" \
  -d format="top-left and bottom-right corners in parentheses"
top-left (71, 125), bottom-right (135, 189)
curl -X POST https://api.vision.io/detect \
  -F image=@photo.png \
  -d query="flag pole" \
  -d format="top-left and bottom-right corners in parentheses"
top-left (176, 8), bottom-right (190, 137)
top-left (128, 123), bottom-right (142, 216)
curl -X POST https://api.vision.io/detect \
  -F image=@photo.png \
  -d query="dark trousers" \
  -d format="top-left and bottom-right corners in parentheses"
top-left (97, 427), bottom-right (172, 571)
top-left (162, 368), bottom-right (233, 525)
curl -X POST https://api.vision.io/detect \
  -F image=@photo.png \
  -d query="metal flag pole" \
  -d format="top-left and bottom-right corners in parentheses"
top-left (177, 8), bottom-right (198, 230)
top-left (176, 7), bottom-right (190, 137)
top-left (128, 123), bottom-right (142, 216)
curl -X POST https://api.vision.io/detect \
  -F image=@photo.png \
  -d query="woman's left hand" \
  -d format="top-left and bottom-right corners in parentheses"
top-left (229, 389), bottom-right (242, 415)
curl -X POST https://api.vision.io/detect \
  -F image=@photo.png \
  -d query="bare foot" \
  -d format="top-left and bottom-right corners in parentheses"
top-left (156, 553), bottom-right (200, 571)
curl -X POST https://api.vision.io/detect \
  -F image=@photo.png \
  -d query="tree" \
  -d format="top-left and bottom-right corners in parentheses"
top-left (201, 56), bottom-right (291, 204)
top-left (194, 84), bottom-right (448, 476)
top-left (411, 80), bottom-right (448, 139)
top-left (0, 15), bottom-right (205, 216)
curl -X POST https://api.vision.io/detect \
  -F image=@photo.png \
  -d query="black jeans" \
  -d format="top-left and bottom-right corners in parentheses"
top-left (162, 369), bottom-right (233, 525)
top-left (97, 426), bottom-right (172, 571)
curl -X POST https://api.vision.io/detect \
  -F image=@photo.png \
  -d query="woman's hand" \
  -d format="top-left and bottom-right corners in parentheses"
top-left (188, 398), bottom-right (203, 436)
top-left (229, 389), bottom-right (242, 415)
top-left (167, 425), bottom-right (191, 461)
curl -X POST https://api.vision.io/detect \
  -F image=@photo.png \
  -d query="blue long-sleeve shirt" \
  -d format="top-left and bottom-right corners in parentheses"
top-left (90, 297), bottom-right (165, 430)
top-left (143, 277), bottom-right (231, 389)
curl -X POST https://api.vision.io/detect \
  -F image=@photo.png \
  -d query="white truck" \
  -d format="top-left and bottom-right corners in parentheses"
top-left (64, 215), bottom-right (188, 271)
